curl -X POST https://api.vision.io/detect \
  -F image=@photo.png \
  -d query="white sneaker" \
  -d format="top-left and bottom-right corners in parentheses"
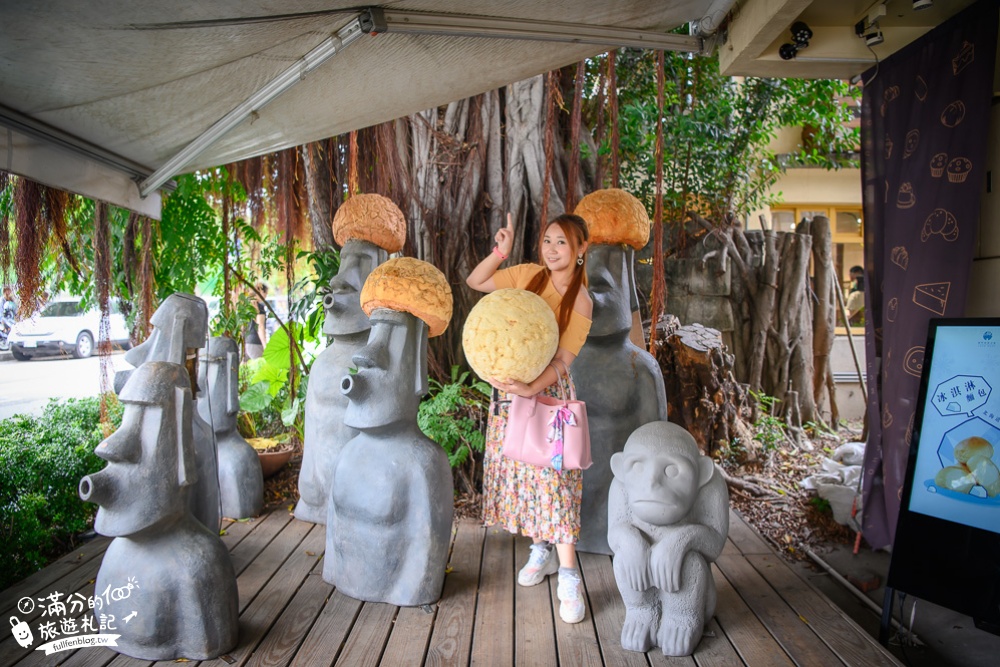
top-left (518, 543), bottom-right (558, 586)
top-left (557, 570), bottom-right (586, 623)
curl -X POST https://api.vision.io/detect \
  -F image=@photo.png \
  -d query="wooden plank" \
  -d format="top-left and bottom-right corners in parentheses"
top-left (334, 602), bottom-right (397, 667)
top-left (2, 580), bottom-right (100, 667)
top-left (425, 520), bottom-right (485, 667)
top-left (715, 554), bottom-right (842, 667)
top-left (711, 565), bottom-right (794, 667)
top-left (726, 510), bottom-right (779, 556)
top-left (549, 565), bottom-right (602, 667)
top-left (228, 510), bottom-right (295, 577)
top-left (576, 552), bottom-right (646, 667)
top-left (290, 589), bottom-right (362, 667)
top-left (513, 537), bottom-right (557, 667)
top-left (241, 563), bottom-right (330, 667)
top-left (379, 605), bottom-right (436, 667)
top-left (197, 526), bottom-right (324, 667)
top-left (217, 514), bottom-right (263, 551)
top-left (690, 618), bottom-right (746, 667)
top-left (470, 527), bottom-right (515, 667)
top-left (0, 536), bottom-right (110, 615)
top-left (51, 647), bottom-right (119, 667)
top-left (745, 553), bottom-right (902, 667)
top-left (235, 518), bottom-right (311, 612)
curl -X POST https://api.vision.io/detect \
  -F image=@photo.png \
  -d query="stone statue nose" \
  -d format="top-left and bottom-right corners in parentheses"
top-left (79, 469), bottom-right (115, 505)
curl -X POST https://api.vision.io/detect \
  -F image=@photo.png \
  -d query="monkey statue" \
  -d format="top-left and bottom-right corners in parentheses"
top-left (608, 421), bottom-right (729, 656)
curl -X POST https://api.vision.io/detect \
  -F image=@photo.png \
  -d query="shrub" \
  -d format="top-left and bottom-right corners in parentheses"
top-left (0, 395), bottom-right (122, 589)
top-left (418, 367), bottom-right (490, 495)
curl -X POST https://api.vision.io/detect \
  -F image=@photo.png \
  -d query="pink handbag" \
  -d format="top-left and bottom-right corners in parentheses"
top-left (501, 364), bottom-right (592, 471)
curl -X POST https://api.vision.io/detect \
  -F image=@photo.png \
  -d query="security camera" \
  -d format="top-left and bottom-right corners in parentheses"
top-left (865, 30), bottom-right (884, 47)
top-left (913, 0), bottom-right (933, 10)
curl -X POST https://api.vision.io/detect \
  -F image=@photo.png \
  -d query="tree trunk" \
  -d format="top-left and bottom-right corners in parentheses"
top-left (301, 142), bottom-right (335, 251)
top-left (809, 215), bottom-right (837, 428)
top-left (654, 318), bottom-right (754, 457)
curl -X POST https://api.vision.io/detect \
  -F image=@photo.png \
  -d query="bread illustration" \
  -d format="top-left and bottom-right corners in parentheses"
top-left (887, 297), bottom-right (898, 323)
top-left (903, 130), bottom-right (920, 159)
top-left (952, 41), bottom-right (974, 75)
top-left (360, 257), bottom-right (453, 337)
top-left (332, 193), bottom-right (406, 253)
top-left (896, 183), bottom-right (915, 209)
top-left (921, 209), bottom-right (959, 243)
top-left (946, 157), bottom-right (972, 183)
top-left (954, 436), bottom-right (994, 464)
top-left (891, 246), bottom-right (909, 270)
top-left (968, 455), bottom-right (1000, 498)
top-left (573, 188), bottom-right (650, 249)
top-left (462, 289), bottom-right (558, 384)
top-left (913, 282), bottom-right (950, 316)
top-left (914, 75), bottom-right (927, 101)
top-left (941, 100), bottom-right (966, 128)
top-left (935, 465), bottom-right (976, 494)
top-left (884, 86), bottom-right (900, 103)
top-left (929, 152), bottom-right (948, 177)
top-left (903, 346), bottom-right (924, 377)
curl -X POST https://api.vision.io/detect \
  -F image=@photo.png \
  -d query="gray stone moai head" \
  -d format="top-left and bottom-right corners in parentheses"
top-left (587, 243), bottom-right (640, 336)
top-left (323, 239), bottom-right (388, 336)
top-left (118, 293), bottom-right (208, 393)
top-left (197, 337), bottom-right (240, 433)
top-left (608, 421), bottom-right (729, 656)
top-left (341, 308), bottom-right (428, 430)
top-left (80, 362), bottom-right (195, 537)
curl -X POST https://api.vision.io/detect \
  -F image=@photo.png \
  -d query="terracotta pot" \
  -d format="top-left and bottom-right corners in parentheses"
top-left (247, 437), bottom-right (293, 479)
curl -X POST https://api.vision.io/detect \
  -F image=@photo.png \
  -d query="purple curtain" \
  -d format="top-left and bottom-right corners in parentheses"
top-left (860, 0), bottom-right (998, 549)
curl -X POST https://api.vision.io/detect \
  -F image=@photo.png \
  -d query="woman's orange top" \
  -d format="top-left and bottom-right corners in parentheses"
top-left (492, 264), bottom-right (592, 356)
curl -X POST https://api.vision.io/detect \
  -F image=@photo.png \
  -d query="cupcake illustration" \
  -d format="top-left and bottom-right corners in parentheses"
top-left (929, 152), bottom-right (948, 177)
top-left (946, 157), bottom-right (972, 183)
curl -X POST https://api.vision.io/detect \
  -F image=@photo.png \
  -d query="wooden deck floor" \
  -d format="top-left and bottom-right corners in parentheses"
top-left (0, 509), bottom-right (902, 667)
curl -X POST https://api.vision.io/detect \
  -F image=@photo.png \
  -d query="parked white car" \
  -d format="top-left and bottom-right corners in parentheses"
top-left (8, 298), bottom-right (130, 361)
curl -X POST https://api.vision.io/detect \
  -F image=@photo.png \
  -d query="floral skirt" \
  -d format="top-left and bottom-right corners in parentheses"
top-left (481, 374), bottom-right (583, 545)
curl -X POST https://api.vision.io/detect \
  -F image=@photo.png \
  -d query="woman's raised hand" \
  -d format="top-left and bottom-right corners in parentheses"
top-left (495, 212), bottom-right (515, 258)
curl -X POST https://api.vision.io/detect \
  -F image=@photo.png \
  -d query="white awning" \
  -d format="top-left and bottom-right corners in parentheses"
top-left (0, 1), bottom-right (721, 219)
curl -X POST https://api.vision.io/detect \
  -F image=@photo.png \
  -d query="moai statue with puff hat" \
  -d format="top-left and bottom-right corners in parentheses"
top-left (608, 421), bottom-right (728, 657)
top-left (117, 293), bottom-right (221, 533)
top-left (197, 336), bottom-right (263, 519)
top-left (80, 361), bottom-right (239, 660)
top-left (324, 257), bottom-right (454, 606)
top-left (572, 189), bottom-right (669, 555)
top-left (296, 194), bottom-right (404, 524)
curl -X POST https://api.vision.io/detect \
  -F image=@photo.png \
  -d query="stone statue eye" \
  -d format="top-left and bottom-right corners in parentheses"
top-left (664, 464), bottom-right (679, 478)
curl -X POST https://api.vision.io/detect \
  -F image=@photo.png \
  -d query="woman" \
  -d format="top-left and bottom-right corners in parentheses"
top-left (466, 212), bottom-right (593, 624)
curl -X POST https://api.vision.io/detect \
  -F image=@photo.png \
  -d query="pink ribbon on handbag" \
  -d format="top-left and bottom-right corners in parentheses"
top-left (547, 405), bottom-right (577, 472)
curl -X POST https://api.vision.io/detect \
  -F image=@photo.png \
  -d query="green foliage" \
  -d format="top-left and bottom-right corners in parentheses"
top-left (808, 496), bottom-right (833, 514)
top-left (588, 48), bottom-right (859, 222)
top-left (0, 396), bottom-right (123, 589)
top-left (418, 366), bottom-right (491, 494)
top-left (749, 390), bottom-right (786, 452)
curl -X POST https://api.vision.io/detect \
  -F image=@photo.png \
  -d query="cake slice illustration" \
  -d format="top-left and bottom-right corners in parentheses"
top-left (913, 282), bottom-right (950, 316)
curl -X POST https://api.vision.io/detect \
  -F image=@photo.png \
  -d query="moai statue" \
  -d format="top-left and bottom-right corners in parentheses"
top-left (573, 189), bottom-right (668, 555)
top-left (324, 257), bottom-right (454, 606)
top-left (198, 336), bottom-right (263, 519)
top-left (117, 293), bottom-right (220, 533)
top-left (608, 421), bottom-right (729, 657)
top-left (79, 361), bottom-right (239, 660)
top-left (296, 194), bottom-right (404, 524)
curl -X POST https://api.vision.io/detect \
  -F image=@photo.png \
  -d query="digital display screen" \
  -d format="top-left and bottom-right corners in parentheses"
top-left (906, 323), bottom-right (1000, 534)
